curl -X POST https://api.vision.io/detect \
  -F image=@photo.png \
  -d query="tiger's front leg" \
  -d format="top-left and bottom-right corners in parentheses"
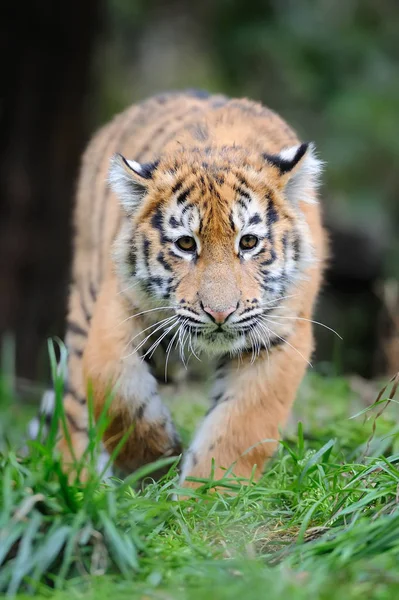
top-left (82, 275), bottom-right (182, 472)
top-left (180, 321), bottom-right (313, 487)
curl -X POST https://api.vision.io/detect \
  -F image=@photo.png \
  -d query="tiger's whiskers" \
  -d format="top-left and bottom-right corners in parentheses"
top-left (257, 317), bottom-right (312, 367)
top-left (123, 315), bottom-right (179, 359)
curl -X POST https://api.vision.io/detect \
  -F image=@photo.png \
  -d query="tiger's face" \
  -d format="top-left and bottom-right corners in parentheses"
top-left (110, 144), bottom-right (321, 356)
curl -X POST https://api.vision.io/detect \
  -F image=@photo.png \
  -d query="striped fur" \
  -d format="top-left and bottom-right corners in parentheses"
top-left (54, 90), bottom-right (326, 484)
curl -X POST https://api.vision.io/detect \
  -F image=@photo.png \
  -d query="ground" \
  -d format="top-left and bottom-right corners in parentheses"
top-left (1, 355), bottom-right (399, 599)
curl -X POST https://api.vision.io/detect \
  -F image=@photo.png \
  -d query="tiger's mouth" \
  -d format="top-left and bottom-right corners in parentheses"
top-left (150, 306), bottom-right (279, 357)
top-left (197, 328), bottom-right (237, 341)
top-left (183, 321), bottom-right (250, 355)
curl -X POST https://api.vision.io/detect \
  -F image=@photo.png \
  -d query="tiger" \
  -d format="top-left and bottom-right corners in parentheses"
top-left (42, 90), bottom-right (326, 486)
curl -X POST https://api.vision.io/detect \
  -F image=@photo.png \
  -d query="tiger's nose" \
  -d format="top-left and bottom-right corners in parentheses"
top-left (202, 305), bottom-right (237, 324)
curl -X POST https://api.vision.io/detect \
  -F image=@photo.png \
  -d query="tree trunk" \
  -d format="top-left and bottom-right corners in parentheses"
top-left (0, 1), bottom-right (101, 381)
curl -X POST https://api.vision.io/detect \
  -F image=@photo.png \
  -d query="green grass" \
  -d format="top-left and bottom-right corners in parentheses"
top-left (1, 353), bottom-right (399, 599)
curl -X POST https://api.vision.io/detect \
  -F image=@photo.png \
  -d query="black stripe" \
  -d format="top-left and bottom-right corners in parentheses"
top-left (89, 281), bottom-right (97, 303)
top-left (176, 185), bottom-right (194, 205)
top-left (65, 384), bottom-right (86, 405)
top-left (205, 398), bottom-right (230, 417)
top-left (66, 412), bottom-right (87, 432)
top-left (151, 209), bottom-right (173, 245)
top-left (135, 404), bottom-right (145, 419)
top-left (292, 234), bottom-right (300, 261)
top-left (143, 236), bottom-right (151, 270)
top-left (150, 276), bottom-right (170, 289)
top-left (79, 287), bottom-right (91, 325)
top-left (206, 180), bottom-right (221, 200)
top-left (282, 232), bottom-right (289, 261)
top-left (261, 250), bottom-right (277, 266)
top-left (169, 215), bottom-right (180, 228)
top-left (235, 173), bottom-right (251, 189)
top-left (151, 207), bottom-right (164, 232)
top-left (167, 249), bottom-right (181, 260)
top-left (235, 314), bottom-right (259, 325)
top-left (241, 306), bottom-right (254, 314)
top-left (263, 143), bottom-right (308, 174)
top-left (138, 159), bottom-right (160, 179)
top-left (157, 251), bottom-right (172, 272)
top-left (269, 337), bottom-right (285, 348)
top-left (234, 186), bottom-right (252, 203)
top-left (183, 315), bottom-right (206, 325)
top-left (267, 199), bottom-right (279, 227)
top-left (249, 213), bottom-right (262, 225)
top-left (229, 210), bottom-right (236, 232)
top-left (39, 412), bottom-right (53, 427)
top-left (172, 180), bottom-right (184, 194)
top-left (70, 347), bottom-right (84, 359)
top-left (66, 321), bottom-right (87, 337)
top-left (243, 337), bottom-right (285, 355)
top-left (128, 242), bottom-right (137, 276)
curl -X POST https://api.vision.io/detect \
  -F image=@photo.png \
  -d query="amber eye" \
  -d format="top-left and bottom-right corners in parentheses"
top-left (176, 236), bottom-right (197, 252)
top-left (239, 234), bottom-right (259, 251)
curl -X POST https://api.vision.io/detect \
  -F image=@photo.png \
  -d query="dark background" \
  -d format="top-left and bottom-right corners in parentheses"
top-left (1, 0), bottom-right (398, 387)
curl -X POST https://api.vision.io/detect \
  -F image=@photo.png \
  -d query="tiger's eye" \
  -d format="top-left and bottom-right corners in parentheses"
top-left (176, 236), bottom-right (196, 252)
top-left (239, 234), bottom-right (259, 251)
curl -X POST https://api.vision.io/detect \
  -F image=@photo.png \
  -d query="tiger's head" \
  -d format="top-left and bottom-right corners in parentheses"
top-left (109, 143), bottom-right (322, 356)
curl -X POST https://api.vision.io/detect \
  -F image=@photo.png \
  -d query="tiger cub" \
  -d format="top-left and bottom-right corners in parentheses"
top-left (57, 90), bottom-right (326, 485)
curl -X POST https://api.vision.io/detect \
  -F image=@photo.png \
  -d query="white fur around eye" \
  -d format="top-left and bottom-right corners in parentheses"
top-left (172, 244), bottom-right (197, 261)
top-left (163, 198), bottom-right (203, 257)
top-left (231, 192), bottom-right (267, 257)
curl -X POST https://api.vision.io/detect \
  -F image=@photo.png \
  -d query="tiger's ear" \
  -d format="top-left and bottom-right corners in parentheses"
top-left (108, 153), bottom-right (159, 214)
top-left (263, 142), bottom-right (323, 204)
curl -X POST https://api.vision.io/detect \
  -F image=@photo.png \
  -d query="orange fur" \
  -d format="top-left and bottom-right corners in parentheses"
top-left (58, 91), bottom-right (326, 485)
